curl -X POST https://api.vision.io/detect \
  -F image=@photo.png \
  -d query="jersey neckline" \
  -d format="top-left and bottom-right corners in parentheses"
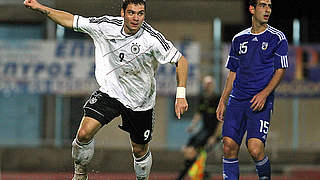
top-left (249, 24), bottom-right (269, 35)
top-left (120, 22), bottom-right (144, 39)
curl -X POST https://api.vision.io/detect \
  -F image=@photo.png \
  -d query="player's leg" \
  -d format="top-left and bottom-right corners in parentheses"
top-left (247, 138), bottom-right (270, 180)
top-left (246, 104), bottom-right (272, 180)
top-left (221, 98), bottom-right (247, 180)
top-left (72, 117), bottom-right (101, 180)
top-left (222, 137), bottom-right (240, 180)
top-left (121, 108), bottom-right (154, 180)
top-left (72, 90), bottom-right (121, 180)
top-left (131, 141), bottom-right (152, 180)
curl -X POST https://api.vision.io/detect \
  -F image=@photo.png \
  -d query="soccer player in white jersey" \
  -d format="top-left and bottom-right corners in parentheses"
top-left (24, 0), bottom-right (189, 180)
top-left (216, 0), bottom-right (288, 179)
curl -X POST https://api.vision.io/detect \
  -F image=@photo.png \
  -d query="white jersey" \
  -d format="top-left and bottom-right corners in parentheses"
top-left (73, 15), bottom-right (182, 111)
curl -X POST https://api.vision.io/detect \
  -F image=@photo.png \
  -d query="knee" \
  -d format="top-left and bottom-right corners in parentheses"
top-left (77, 128), bottom-right (93, 143)
top-left (223, 138), bottom-right (239, 158)
top-left (76, 117), bottom-right (101, 143)
top-left (132, 143), bottom-right (148, 158)
top-left (248, 147), bottom-right (264, 161)
top-left (247, 139), bottom-right (265, 161)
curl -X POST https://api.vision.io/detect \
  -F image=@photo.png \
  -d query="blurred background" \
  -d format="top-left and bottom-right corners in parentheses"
top-left (0, 0), bottom-right (320, 179)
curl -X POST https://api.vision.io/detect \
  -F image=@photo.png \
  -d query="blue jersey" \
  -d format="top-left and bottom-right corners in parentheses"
top-left (226, 25), bottom-right (289, 101)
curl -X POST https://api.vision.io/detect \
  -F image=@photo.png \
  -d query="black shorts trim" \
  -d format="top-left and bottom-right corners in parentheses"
top-left (83, 107), bottom-right (105, 125)
top-left (83, 90), bottom-right (155, 144)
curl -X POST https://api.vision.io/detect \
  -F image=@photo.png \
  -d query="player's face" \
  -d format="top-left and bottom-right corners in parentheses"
top-left (252, 0), bottom-right (272, 24)
top-left (121, 3), bottom-right (145, 35)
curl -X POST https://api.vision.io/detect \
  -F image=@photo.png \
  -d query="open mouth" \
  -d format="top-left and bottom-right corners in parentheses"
top-left (263, 15), bottom-right (269, 20)
top-left (131, 23), bottom-right (139, 27)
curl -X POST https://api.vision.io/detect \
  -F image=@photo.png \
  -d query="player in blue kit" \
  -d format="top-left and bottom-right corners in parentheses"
top-left (216, 0), bottom-right (288, 179)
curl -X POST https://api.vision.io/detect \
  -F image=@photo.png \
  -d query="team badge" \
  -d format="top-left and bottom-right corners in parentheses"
top-left (89, 97), bottom-right (98, 104)
top-left (262, 42), bottom-right (268, 50)
top-left (89, 93), bottom-right (102, 104)
top-left (131, 43), bottom-right (140, 54)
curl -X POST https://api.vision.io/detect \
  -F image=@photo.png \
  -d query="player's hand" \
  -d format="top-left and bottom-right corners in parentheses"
top-left (250, 91), bottom-right (268, 111)
top-left (216, 101), bottom-right (226, 122)
top-left (175, 98), bottom-right (188, 119)
top-left (24, 0), bottom-right (40, 10)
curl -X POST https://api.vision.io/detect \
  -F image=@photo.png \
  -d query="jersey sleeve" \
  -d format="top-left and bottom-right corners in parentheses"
top-left (225, 39), bottom-right (240, 72)
top-left (151, 33), bottom-right (182, 64)
top-left (274, 39), bottom-right (289, 69)
top-left (73, 15), bottom-right (102, 37)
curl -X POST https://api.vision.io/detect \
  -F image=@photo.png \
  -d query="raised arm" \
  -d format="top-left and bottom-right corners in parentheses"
top-left (24, 0), bottom-right (74, 29)
top-left (175, 56), bottom-right (189, 119)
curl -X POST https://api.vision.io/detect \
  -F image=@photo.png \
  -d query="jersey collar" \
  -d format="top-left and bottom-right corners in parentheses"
top-left (120, 23), bottom-right (144, 39)
top-left (249, 24), bottom-right (269, 35)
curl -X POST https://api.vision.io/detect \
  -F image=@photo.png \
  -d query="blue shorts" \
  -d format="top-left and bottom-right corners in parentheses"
top-left (222, 97), bottom-right (273, 146)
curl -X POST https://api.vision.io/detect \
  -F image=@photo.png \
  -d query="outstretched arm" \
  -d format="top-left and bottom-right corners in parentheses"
top-left (24, 0), bottom-right (74, 29)
top-left (175, 56), bottom-right (189, 119)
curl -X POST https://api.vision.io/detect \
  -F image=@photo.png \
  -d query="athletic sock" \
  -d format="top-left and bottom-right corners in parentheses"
top-left (72, 138), bottom-right (95, 175)
top-left (76, 138), bottom-right (93, 146)
top-left (133, 150), bottom-right (152, 180)
top-left (223, 157), bottom-right (239, 180)
top-left (255, 155), bottom-right (271, 180)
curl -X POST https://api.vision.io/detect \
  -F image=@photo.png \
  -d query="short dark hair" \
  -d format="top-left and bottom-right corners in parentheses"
top-left (249, 0), bottom-right (258, 7)
top-left (122, 0), bottom-right (146, 11)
